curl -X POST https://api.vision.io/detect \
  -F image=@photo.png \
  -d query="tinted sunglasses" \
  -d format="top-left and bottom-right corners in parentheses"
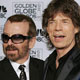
top-left (1, 34), bottom-right (32, 44)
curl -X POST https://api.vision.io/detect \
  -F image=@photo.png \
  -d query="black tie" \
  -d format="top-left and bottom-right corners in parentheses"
top-left (19, 65), bottom-right (27, 80)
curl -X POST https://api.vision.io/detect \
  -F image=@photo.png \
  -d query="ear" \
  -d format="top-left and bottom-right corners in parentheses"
top-left (75, 27), bottom-right (79, 34)
top-left (29, 37), bottom-right (36, 49)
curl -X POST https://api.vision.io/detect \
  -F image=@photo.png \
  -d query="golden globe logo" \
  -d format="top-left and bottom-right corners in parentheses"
top-left (12, 2), bottom-right (43, 20)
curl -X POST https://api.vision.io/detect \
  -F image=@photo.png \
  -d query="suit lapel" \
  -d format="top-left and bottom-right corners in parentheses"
top-left (57, 57), bottom-right (74, 80)
top-left (57, 47), bottom-right (80, 80)
top-left (3, 58), bottom-right (20, 80)
top-left (30, 63), bottom-right (39, 80)
top-left (29, 57), bottom-right (41, 80)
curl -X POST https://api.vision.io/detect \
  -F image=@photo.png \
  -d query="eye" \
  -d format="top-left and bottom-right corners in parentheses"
top-left (62, 19), bottom-right (69, 24)
top-left (63, 21), bottom-right (68, 23)
top-left (48, 20), bottom-right (55, 25)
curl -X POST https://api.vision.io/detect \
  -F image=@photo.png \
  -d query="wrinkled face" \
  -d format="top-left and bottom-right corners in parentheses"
top-left (47, 13), bottom-right (79, 50)
top-left (3, 21), bottom-right (35, 63)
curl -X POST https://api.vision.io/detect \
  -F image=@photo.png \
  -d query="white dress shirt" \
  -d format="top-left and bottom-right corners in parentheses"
top-left (10, 57), bottom-right (30, 80)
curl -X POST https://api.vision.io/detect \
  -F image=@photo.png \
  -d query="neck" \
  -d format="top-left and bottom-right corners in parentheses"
top-left (16, 53), bottom-right (29, 64)
top-left (56, 44), bottom-right (75, 60)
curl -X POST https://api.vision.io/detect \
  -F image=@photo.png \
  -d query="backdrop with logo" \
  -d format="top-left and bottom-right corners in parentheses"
top-left (0, 0), bottom-right (80, 61)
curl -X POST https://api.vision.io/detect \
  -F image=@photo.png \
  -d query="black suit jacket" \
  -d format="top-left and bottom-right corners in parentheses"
top-left (0, 57), bottom-right (44, 80)
top-left (44, 46), bottom-right (80, 80)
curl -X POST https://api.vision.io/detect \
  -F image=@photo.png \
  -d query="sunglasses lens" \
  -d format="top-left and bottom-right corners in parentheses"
top-left (1, 34), bottom-right (9, 43)
top-left (1, 34), bottom-right (31, 44)
top-left (12, 35), bottom-right (24, 43)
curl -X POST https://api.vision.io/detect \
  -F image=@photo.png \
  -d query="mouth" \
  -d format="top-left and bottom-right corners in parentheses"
top-left (6, 49), bottom-right (17, 52)
top-left (54, 35), bottom-right (65, 38)
top-left (7, 49), bottom-right (16, 51)
top-left (54, 35), bottom-right (65, 41)
top-left (7, 49), bottom-right (17, 51)
top-left (6, 50), bottom-right (17, 54)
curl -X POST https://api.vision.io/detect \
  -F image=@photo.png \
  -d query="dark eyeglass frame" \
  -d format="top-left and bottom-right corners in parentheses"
top-left (1, 33), bottom-right (32, 44)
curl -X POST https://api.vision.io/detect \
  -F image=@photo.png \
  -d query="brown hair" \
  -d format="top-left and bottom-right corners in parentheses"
top-left (42, 0), bottom-right (80, 49)
top-left (7, 14), bottom-right (36, 37)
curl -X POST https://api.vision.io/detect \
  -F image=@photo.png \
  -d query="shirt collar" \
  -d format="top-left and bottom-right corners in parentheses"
top-left (10, 56), bottom-right (30, 72)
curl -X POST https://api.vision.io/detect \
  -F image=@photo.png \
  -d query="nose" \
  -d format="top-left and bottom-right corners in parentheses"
top-left (55, 22), bottom-right (62, 31)
top-left (7, 39), bottom-right (13, 45)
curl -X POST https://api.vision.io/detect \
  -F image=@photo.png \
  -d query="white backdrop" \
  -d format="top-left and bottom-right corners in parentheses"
top-left (0, 0), bottom-right (80, 61)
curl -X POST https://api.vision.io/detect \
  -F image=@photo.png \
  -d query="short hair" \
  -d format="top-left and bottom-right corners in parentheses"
top-left (6, 14), bottom-right (36, 37)
top-left (42, 0), bottom-right (80, 49)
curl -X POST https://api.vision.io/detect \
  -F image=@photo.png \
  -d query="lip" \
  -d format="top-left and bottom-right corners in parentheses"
top-left (7, 50), bottom-right (17, 53)
top-left (54, 35), bottom-right (65, 42)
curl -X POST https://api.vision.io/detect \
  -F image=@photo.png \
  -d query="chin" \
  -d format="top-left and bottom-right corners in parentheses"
top-left (55, 45), bottom-right (66, 49)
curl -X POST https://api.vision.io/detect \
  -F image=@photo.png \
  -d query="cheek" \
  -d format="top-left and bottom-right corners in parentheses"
top-left (47, 28), bottom-right (54, 36)
top-left (47, 26), bottom-right (53, 32)
top-left (19, 41), bottom-right (29, 51)
top-left (3, 44), bottom-right (7, 50)
top-left (67, 28), bottom-right (76, 36)
top-left (3, 44), bottom-right (7, 54)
